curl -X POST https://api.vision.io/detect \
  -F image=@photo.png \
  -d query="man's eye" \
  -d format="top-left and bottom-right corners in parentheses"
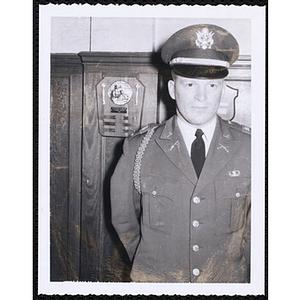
top-left (186, 83), bottom-right (193, 87)
top-left (210, 84), bottom-right (216, 88)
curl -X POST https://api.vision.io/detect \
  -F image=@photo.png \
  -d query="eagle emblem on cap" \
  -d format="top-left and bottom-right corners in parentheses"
top-left (195, 28), bottom-right (214, 50)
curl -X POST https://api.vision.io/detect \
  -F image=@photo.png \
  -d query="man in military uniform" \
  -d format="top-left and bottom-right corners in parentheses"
top-left (111, 24), bottom-right (251, 283)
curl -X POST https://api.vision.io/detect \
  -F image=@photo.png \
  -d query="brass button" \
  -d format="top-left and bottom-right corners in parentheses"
top-left (235, 192), bottom-right (241, 198)
top-left (192, 220), bottom-right (200, 228)
top-left (152, 191), bottom-right (157, 196)
top-left (192, 245), bottom-right (199, 252)
top-left (193, 196), bottom-right (201, 204)
top-left (193, 268), bottom-right (200, 276)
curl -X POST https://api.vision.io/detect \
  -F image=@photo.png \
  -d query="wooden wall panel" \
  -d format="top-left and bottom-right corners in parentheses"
top-left (50, 76), bottom-right (70, 281)
top-left (50, 54), bottom-right (83, 281)
top-left (67, 74), bottom-right (83, 280)
top-left (139, 73), bottom-right (159, 125)
top-left (80, 71), bottom-right (103, 281)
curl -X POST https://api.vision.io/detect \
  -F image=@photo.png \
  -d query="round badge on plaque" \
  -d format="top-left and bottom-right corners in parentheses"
top-left (108, 80), bottom-right (133, 105)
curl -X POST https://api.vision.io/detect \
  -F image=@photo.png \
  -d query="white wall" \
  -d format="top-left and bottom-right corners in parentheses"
top-left (51, 17), bottom-right (251, 55)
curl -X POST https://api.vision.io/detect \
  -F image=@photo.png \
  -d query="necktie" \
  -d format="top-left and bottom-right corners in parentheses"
top-left (191, 129), bottom-right (205, 177)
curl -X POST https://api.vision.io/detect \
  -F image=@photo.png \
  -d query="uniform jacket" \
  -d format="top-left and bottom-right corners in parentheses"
top-left (111, 115), bottom-right (251, 283)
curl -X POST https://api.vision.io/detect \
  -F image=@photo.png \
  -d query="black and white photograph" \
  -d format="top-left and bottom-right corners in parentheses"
top-left (38, 3), bottom-right (266, 296)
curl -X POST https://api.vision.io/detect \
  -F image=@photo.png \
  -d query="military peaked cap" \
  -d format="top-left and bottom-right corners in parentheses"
top-left (161, 24), bottom-right (239, 79)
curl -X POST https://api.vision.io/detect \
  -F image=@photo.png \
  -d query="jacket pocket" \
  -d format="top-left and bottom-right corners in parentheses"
top-left (141, 183), bottom-right (177, 235)
top-left (214, 178), bottom-right (250, 236)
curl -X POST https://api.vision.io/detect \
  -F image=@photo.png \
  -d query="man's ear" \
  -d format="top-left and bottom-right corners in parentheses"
top-left (168, 80), bottom-right (176, 100)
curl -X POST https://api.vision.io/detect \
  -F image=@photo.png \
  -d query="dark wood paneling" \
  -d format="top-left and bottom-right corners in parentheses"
top-left (50, 76), bottom-right (70, 281)
top-left (79, 51), bottom-right (160, 65)
top-left (80, 71), bottom-right (103, 281)
top-left (67, 74), bottom-right (83, 281)
top-left (139, 73), bottom-right (159, 125)
top-left (50, 54), bottom-right (83, 281)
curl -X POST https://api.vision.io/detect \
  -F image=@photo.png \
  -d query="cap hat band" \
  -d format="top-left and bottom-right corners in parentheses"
top-left (170, 57), bottom-right (230, 68)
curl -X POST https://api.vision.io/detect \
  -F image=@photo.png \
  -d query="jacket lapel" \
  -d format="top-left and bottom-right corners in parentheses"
top-left (155, 116), bottom-right (198, 185)
top-left (194, 117), bottom-right (241, 193)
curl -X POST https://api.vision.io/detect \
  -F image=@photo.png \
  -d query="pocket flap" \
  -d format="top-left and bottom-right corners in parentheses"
top-left (143, 182), bottom-right (177, 202)
top-left (215, 178), bottom-right (250, 202)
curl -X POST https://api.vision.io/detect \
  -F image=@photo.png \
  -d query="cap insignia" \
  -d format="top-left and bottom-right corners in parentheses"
top-left (195, 28), bottom-right (214, 50)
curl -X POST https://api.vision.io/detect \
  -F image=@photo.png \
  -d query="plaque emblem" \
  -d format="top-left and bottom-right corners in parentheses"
top-left (108, 80), bottom-right (133, 105)
top-left (195, 28), bottom-right (214, 50)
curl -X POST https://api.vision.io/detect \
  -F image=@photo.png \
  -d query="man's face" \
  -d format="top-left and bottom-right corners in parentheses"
top-left (168, 74), bottom-right (224, 126)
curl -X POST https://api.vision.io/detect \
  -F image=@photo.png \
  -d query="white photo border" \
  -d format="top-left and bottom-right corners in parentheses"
top-left (38, 3), bottom-right (266, 296)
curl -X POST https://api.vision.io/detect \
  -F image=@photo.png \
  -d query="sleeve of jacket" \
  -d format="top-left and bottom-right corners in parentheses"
top-left (111, 137), bottom-right (141, 262)
top-left (243, 188), bottom-right (251, 277)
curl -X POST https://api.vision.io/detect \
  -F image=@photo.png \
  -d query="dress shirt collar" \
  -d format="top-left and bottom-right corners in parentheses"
top-left (177, 115), bottom-right (217, 156)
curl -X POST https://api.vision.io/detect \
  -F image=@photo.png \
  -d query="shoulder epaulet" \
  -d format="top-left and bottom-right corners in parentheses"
top-left (129, 123), bottom-right (158, 140)
top-left (228, 121), bottom-right (251, 135)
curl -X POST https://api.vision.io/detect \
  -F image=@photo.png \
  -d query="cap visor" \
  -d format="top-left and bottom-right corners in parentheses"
top-left (171, 65), bottom-right (228, 79)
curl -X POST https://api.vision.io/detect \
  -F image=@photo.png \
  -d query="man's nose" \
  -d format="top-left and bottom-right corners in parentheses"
top-left (194, 85), bottom-right (207, 102)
